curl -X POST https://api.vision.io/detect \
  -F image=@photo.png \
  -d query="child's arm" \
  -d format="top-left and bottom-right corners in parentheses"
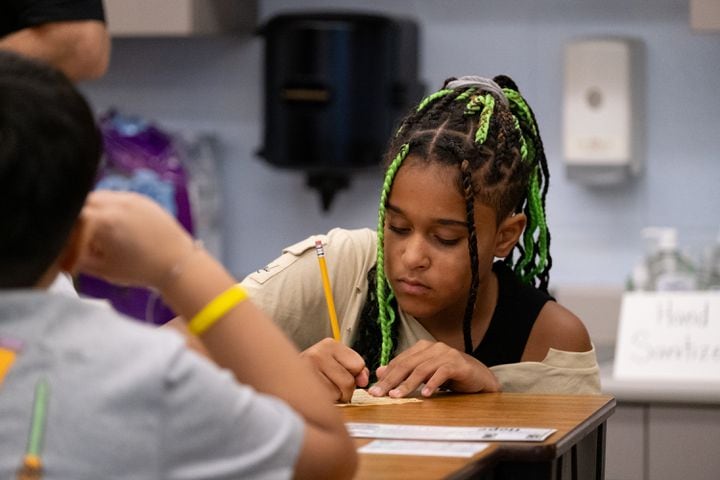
top-left (368, 302), bottom-right (593, 398)
top-left (0, 20), bottom-right (110, 81)
top-left (520, 301), bottom-right (593, 361)
top-left (75, 190), bottom-right (357, 480)
top-left (167, 315), bottom-right (369, 404)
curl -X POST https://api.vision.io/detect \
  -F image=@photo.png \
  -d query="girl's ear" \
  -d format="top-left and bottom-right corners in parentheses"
top-left (493, 213), bottom-right (526, 258)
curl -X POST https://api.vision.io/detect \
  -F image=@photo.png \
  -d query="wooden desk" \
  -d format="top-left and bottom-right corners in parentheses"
top-left (341, 393), bottom-right (616, 480)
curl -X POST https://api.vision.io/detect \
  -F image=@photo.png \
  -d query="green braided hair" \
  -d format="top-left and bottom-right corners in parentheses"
top-left (352, 75), bottom-right (552, 370)
top-left (498, 79), bottom-right (552, 289)
top-left (375, 143), bottom-right (409, 365)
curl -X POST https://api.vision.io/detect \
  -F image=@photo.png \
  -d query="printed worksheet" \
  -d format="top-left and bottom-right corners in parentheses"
top-left (358, 440), bottom-right (490, 457)
top-left (346, 423), bottom-right (556, 442)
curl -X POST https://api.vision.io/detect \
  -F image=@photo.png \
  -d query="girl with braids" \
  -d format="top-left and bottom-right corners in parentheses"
top-left (241, 75), bottom-right (600, 403)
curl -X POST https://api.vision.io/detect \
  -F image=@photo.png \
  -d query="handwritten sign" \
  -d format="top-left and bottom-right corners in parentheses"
top-left (613, 292), bottom-right (720, 380)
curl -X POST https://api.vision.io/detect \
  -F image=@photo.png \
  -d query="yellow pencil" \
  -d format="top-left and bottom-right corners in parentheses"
top-left (314, 240), bottom-right (341, 341)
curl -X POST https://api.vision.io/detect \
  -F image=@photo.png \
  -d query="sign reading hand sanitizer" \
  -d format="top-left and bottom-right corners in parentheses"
top-left (613, 292), bottom-right (720, 381)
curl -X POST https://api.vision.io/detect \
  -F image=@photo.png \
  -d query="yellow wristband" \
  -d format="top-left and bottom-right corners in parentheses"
top-left (188, 284), bottom-right (248, 336)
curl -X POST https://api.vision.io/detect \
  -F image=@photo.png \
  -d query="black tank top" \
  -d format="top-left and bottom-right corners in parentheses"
top-left (471, 261), bottom-right (553, 367)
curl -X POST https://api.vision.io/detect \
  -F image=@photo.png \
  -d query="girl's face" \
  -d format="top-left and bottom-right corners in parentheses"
top-left (383, 157), bottom-right (501, 326)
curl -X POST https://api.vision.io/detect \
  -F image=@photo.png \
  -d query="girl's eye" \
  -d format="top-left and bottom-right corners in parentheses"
top-left (388, 225), bottom-right (410, 235)
top-left (436, 236), bottom-right (460, 246)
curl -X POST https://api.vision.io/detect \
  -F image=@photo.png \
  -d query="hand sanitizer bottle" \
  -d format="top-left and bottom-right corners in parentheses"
top-left (643, 227), bottom-right (697, 291)
top-left (700, 230), bottom-right (720, 290)
top-left (627, 262), bottom-right (651, 291)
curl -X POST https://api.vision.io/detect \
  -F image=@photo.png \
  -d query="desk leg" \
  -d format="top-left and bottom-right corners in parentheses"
top-left (595, 422), bottom-right (606, 480)
top-left (569, 421), bottom-right (607, 480)
top-left (491, 422), bottom-right (607, 480)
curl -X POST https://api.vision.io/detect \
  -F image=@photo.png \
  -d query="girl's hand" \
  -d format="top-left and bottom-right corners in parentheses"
top-left (75, 190), bottom-right (195, 289)
top-left (367, 340), bottom-right (500, 398)
top-left (301, 338), bottom-right (369, 403)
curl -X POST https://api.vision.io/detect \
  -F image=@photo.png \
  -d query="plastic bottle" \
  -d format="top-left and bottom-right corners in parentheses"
top-left (642, 227), bottom-right (698, 291)
top-left (626, 262), bottom-right (650, 291)
top-left (700, 230), bottom-right (720, 290)
top-left (183, 134), bottom-right (222, 258)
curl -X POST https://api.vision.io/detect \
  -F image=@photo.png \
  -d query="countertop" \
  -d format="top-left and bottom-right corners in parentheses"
top-left (597, 344), bottom-right (720, 405)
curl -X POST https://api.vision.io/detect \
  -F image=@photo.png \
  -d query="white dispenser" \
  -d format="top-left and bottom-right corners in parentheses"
top-left (562, 38), bottom-right (643, 185)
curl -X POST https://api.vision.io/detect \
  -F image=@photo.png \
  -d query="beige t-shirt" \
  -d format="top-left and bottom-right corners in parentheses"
top-left (241, 228), bottom-right (600, 395)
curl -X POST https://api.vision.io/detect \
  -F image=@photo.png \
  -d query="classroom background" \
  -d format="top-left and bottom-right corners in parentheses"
top-left (75, 1), bottom-right (720, 478)
top-left (81, 0), bottom-right (720, 290)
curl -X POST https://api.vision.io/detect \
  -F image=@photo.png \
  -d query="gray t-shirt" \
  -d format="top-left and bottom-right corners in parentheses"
top-left (0, 290), bottom-right (304, 479)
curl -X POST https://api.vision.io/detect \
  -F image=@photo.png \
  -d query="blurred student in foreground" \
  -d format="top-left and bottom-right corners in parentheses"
top-left (0, 50), bottom-right (356, 480)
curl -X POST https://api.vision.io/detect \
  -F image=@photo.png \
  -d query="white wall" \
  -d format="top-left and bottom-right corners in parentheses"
top-left (81, 0), bottom-right (720, 287)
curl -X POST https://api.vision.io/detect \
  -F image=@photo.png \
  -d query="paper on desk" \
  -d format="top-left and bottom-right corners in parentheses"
top-left (358, 439), bottom-right (490, 458)
top-left (335, 388), bottom-right (423, 407)
top-left (347, 423), bottom-right (556, 442)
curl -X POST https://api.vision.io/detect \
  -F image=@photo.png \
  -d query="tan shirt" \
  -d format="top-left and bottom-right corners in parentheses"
top-left (241, 228), bottom-right (600, 395)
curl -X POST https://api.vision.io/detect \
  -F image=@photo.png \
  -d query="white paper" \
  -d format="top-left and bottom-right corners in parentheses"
top-left (614, 292), bottom-right (720, 380)
top-left (346, 422), bottom-right (555, 442)
top-left (358, 439), bottom-right (490, 457)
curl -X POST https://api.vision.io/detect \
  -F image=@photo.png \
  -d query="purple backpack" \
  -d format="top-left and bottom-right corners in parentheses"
top-left (76, 111), bottom-right (194, 325)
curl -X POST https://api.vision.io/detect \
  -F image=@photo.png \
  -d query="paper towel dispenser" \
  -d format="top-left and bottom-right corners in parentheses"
top-left (562, 38), bottom-right (644, 185)
top-left (258, 12), bottom-right (423, 210)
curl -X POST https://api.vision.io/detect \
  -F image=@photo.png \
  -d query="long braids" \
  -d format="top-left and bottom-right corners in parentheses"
top-left (494, 75), bottom-right (553, 292)
top-left (353, 75), bottom-right (552, 371)
top-left (461, 92), bottom-right (494, 353)
top-left (375, 143), bottom-right (409, 365)
top-left (373, 89), bottom-right (456, 365)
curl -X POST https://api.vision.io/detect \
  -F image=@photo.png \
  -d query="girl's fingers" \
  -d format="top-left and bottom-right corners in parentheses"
top-left (302, 339), bottom-right (367, 403)
top-left (354, 367), bottom-right (370, 389)
top-left (369, 347), bottom-right (432, 396)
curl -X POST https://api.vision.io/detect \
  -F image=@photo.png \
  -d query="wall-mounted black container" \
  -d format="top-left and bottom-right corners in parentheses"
top-left (258, 12), bottom-right (423, 210)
